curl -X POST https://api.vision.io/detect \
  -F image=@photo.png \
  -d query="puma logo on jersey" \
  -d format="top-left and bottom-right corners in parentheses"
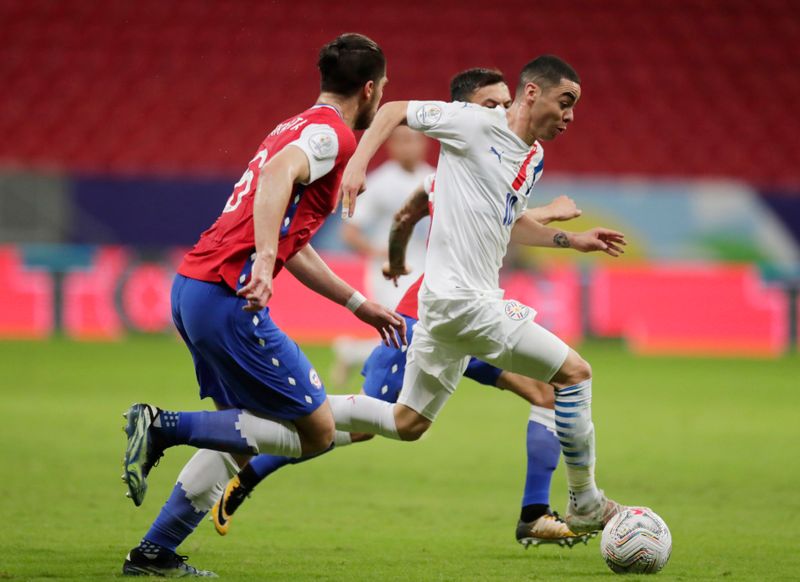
top-left (489, 146), bottom-right (503, 163)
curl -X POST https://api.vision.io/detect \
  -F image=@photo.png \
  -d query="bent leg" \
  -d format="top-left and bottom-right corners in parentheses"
top-left (135, 449), bottom-right (240, 559)
top-left (493, 321), bottom-right (600, 514)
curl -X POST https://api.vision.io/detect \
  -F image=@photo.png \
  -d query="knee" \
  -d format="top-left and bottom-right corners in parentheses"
top-left (573, 357), bottom-right (592, 382)
top-left (555, 353), bottom-right (592, 387)
top-left (300, 419), bottom-right (336, 456)
top-left (395, 414), bottom-right (431, 441)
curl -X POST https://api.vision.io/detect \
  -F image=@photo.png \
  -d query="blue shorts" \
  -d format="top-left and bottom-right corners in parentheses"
top-left (361, 315), bottom-right (503, 403)
top-left (171, 274), bottom-right (326, 421)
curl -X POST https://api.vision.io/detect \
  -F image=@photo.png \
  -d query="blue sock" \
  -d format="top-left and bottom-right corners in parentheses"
top-left (241, 444), bottom-right (336, 490)
top-left (520, 420), bottom-right (560, 519)
top-left (156, 409), bottom-right (254, 455)
top-left (143, 482), bottom-right (206, 552)
top-left (248, 454), bottom-right (293, 481)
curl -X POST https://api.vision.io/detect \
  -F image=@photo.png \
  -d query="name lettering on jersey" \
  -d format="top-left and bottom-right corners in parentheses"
top-left (269, 117), bottom-right (309, 137)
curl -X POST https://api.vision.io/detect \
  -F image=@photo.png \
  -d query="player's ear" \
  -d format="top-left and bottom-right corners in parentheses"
top-left (526, 82), bottom-right (541, 103)
top-left (362, 79), bottom-right (375, 103)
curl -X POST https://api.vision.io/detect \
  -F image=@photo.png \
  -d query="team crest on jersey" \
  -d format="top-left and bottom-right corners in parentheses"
top-left (309, 368), bottom-right (322, 389)
top-left (504, 301), bottom-right (530, 321)
top-left (416, 103), bottom-right (442, 127)
top-left (308, 132), bottom-right (336, 160)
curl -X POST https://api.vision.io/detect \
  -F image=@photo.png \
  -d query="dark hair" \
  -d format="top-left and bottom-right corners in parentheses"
top-left (449, 68), bottom-right (506, 101)
top-left (318, 33), bottom-right (386, 97)
top-left (516, 55), bottom-right (580, 94)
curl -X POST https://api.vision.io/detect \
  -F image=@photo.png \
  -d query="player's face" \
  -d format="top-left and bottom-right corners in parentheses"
top-left (529, 79), bottom-right (581, 141)
top-left (469, 82), bottom-right (513, 108)
top-left (354, 74), bottom-right (389, 130)
top-left (387, 126), bottom-right (428, 170)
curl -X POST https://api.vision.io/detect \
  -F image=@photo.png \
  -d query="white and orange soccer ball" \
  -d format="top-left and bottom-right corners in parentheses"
top-left (600, 507), bottom-right (672, 574)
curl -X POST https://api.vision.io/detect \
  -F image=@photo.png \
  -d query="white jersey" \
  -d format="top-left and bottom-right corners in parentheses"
top-left (351, 159), bottom-right (433, 306)
top-left (406, 101), bottom-right (544, 298)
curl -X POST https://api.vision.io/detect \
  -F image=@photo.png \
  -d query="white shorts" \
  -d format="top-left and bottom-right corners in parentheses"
top-left (396, 293), bottom-right (570, 421)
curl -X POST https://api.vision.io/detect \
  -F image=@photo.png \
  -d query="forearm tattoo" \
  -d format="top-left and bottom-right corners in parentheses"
top-left (553, 232), bottom-right (570, 248)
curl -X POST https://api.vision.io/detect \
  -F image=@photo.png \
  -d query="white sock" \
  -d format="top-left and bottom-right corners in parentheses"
top-left (334, 430), bottom-right (352, 447)
top-left (177, 449), bottom-right (239, 512)
top-left (235, 411), bottom-right (302, 458)
top-left (528, 404), bottom-right (556, 432)
top-left (329, 394), bottom-right (400, 439)
top-left (554, 379), bottom-right (601, 512)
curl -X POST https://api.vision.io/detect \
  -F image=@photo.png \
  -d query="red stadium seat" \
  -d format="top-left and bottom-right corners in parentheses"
top-left (0, 0), bottom-right (798, 183)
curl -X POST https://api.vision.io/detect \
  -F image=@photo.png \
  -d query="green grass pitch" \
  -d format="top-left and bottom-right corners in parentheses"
top-left (1, 336), bottom-right (798, 581)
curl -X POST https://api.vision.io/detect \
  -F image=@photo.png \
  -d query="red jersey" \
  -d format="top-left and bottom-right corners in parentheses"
top-left (396, 274), bottom-right (424, 319)
top-left (179, 104), bottom-right (356, 290)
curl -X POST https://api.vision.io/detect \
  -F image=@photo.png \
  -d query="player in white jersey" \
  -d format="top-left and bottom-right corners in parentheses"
top-left (330, 55), bottom-right (627, 534)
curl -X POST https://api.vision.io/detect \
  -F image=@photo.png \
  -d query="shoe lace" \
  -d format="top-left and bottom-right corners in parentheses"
top-left (142, 448), bottom-right (165, 475)
top-left (550, 510), bottom-right (567, 524)
top-left (143, 410), bottom-right (167, 475)
top-left (175, 554), bottom-right (201, 574)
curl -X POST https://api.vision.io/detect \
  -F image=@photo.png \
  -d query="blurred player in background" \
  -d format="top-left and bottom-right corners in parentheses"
top-left (212, 69), bottom-right (590, 548)
top-left (333, 55), bottom-right (627, 535)
top-left (331, 126), bottom-right (433, 388)
top-left (119, 33), bottom-right (404, 577)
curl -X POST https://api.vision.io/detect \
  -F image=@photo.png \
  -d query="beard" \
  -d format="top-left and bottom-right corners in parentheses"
top-left (354, 105), bottom-right (377, 130)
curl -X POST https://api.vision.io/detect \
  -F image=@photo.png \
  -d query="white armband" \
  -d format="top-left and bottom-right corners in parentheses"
top-left (345, 291), bottom-right (367, 313)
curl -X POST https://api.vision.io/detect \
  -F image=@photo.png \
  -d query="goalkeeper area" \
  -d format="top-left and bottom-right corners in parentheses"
top-left (1, 336), bottom-right (797, 581)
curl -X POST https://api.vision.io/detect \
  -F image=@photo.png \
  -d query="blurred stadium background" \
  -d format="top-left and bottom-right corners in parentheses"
top-left (1, 0), bottom-right (799, 355)
top-left (2, 2), bottom-right (800, 580)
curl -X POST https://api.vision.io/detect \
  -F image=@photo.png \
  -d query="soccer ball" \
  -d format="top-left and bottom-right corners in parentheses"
top-left (600, 507), bottom-right (672, 574)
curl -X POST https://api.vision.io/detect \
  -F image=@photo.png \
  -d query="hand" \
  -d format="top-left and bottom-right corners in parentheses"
top-left (236, 255), bottom-right (274, 311)
top-left (570, 228), bottom-right (627, 257)
top-left (340, 161), bottom-right (367, 219)
top-left (547, 195), bottom-right (582, 222)
top-left (354, 300), bottom-right (407, 348)
top-left (382, 261), bottom-right (412, 287)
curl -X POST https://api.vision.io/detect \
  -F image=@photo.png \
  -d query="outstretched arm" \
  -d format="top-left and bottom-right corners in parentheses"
top-left (383, 183), bottom-right (430, 286)
top-left (340, 101), bottom-right (409, 218)
top-left (286, 245), bottom-right (407, 347)
top-left (511, 212), bottom-right (626, 256)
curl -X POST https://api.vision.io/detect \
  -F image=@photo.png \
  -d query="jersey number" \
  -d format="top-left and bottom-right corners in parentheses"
top-left (223, 148), bottom-right (269, 213)
top-left (503, 192), bottom-right (519, 226)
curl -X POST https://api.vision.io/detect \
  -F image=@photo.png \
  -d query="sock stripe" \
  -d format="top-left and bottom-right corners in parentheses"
top-left (554, 410), bottom-right (580, 418)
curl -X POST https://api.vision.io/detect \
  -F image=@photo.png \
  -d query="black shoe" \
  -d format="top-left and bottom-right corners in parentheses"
top-left (122, 545), bottom-right (217, 577)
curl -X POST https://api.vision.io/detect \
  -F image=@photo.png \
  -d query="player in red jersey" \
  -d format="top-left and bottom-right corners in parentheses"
top-left (120, 34), bottom-right (404, 577)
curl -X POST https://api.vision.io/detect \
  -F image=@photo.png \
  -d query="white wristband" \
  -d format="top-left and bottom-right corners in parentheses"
top-left (345, 291), bottom-right (367, 313)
